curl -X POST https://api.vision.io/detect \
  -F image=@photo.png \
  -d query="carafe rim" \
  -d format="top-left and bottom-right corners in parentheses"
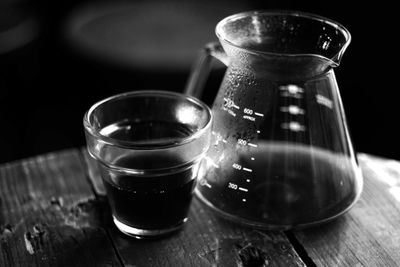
top-left (215, 10), bottom-right (351, 67)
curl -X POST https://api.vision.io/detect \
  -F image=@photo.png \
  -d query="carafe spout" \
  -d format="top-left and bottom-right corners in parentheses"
top-left (330, 34), bottom-right (351, 67)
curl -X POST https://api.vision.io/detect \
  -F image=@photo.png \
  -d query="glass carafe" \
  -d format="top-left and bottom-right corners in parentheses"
top-left (186, 10), bottom-right (363, 230)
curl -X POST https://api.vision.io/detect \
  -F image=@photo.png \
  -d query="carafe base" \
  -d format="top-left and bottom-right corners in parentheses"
top-left (195, 188), bottom-right (359, 230)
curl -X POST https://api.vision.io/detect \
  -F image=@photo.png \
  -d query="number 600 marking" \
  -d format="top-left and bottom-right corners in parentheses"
top-left (244, 108), bottom-right (253, 115)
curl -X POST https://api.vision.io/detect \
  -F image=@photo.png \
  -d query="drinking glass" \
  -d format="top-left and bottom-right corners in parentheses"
top-left (84, 90), bottom-right (212, 238)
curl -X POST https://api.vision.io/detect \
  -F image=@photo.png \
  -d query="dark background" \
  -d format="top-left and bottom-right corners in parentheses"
top-left (0, 0), bottom-right (397, 163)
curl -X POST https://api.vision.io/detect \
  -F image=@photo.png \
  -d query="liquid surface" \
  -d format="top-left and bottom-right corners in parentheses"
top-left (100, 120), bottom-right (197, 230)
top-left (100, 119), bottom-right (195, 144)
top-left (197, 143), bottom-right (362, 228)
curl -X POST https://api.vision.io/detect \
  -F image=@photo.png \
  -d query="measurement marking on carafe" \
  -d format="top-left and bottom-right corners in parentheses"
top-left (213, 133), bottom-right (228, 146)
top-left (232, 163), bottom-right (253, 173)
top-left (200, 179), bottom-right (212, 188)
top-left (280, 105), bottom-right (305, 115)
top-left (237, 139), bottom-right (247, 146)
top-left (223, 98), bottom-right (240, 109)
top-left (237, 139), bottom-right (257, 148)
top-left (281, 122), bottom-right (306, 132)
top-left (232, 163), bottom-right (242, 170)
top-left (279, 84), bottom-right (304, 94)
top-left (279, 84), bottom-right (304, 99)
top-left (221, 101), bottom-right (238, 117)
top-left (228, 183), bottom-right (249, 194)
top-left (242, 115), bottom-right (256, 121)
top-left (316, 94), bottom-right (333, 109)
top-left (243, 168), bottom-right (253, 173)
top-left (226, 109), bottom-right (237, 117)
top-left (242, 108), bottom-right (263, 120)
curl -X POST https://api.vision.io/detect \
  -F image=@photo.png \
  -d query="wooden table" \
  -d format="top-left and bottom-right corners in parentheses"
top-left (1, 149), bottom-right (400, 266)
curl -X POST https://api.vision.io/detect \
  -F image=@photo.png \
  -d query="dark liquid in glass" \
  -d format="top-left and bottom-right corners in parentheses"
top-left (100, 120), bottom-right (197, 231)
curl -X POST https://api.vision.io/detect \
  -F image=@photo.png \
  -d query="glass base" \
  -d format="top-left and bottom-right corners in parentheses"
top-left (113, 216), bottom-right (187, 239)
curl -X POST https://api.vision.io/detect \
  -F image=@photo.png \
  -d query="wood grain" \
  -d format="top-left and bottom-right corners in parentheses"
top-left (0, 149), bottom-right (122, 266)
top-left (3, 148), bottom-right (400, 266)
top-left (82, 149), bottom-right (306, 267)
top-left (292, 153), bottom-right (400, 267)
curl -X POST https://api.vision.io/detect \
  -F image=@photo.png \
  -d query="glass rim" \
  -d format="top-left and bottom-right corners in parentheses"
top-left (215, 10), bottom-right (351, 63)
top-left (83, 90), bottom-right (212, 150)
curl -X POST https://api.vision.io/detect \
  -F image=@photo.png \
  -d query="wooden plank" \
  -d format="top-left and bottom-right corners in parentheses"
top-left (292, 153), bottom-right (400, 266)
top-left (0, 149), bottom-right (122, 266)
top-left (82, 149), bottom-right (307, 267)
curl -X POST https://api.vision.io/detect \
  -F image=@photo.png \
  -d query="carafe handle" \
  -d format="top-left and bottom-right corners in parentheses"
top-left (184, 42), bottom-right (229, 99)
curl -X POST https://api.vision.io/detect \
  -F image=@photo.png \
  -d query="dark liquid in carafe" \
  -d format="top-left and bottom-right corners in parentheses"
top-left (100, 120), bottom-right (197, 230)
top-left (199, 143), bottom-right (362, 227)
